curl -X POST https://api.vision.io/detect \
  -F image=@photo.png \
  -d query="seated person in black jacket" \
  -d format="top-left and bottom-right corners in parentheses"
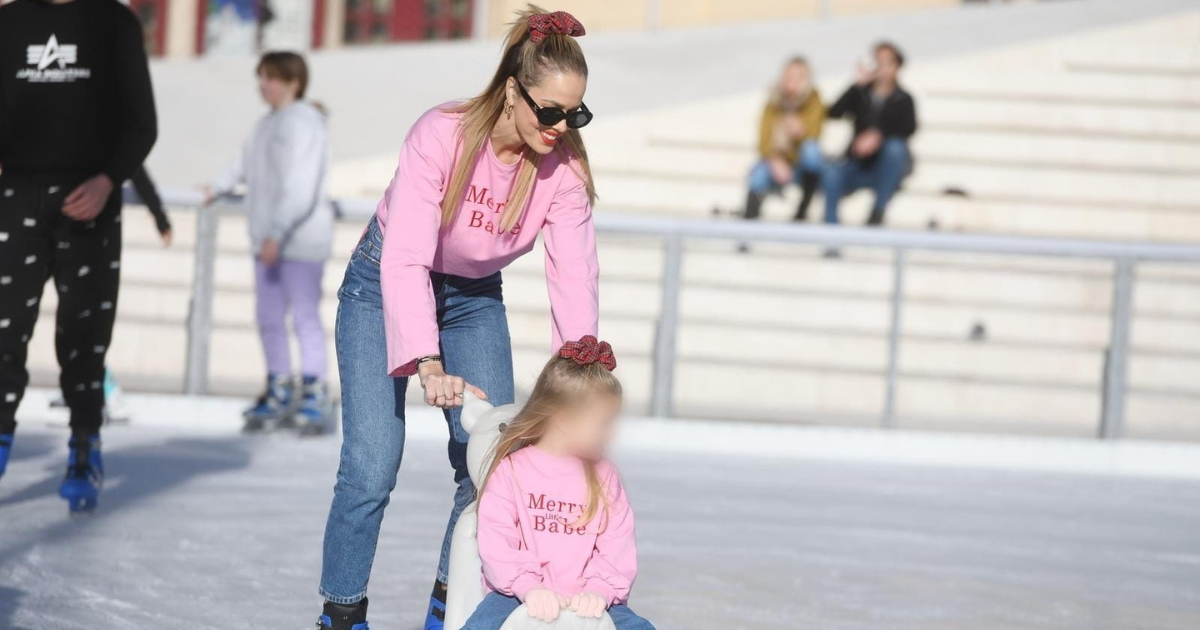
top-left (822, 41), bottom-right (918, 227)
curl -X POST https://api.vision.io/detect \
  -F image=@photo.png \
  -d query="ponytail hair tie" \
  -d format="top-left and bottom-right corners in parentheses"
top-left (528, 11), bottom-right (586, 44)
top-left (559, 335), bottom-right (616, 371)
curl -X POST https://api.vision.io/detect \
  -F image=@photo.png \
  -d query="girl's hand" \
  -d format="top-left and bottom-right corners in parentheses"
top-left (569, 592), bottom-right (608, 619)
top-left (259, 239), bottom-right (281, 265)
top-left (160, 229), bottom-right (173, 248)
top-left (418, 362), bottom-right (487, 409)
top-left (523, 588), bottom-right (562, 622)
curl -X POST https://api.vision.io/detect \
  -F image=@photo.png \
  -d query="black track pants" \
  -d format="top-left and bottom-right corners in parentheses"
top-left (0, 175), bottom-right (122, 437)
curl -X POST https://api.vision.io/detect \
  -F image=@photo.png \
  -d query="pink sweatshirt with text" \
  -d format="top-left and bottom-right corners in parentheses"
top-left (374, 104), bottom-right (599, 376)
top-left (477, 447), bottom-right (638, 605)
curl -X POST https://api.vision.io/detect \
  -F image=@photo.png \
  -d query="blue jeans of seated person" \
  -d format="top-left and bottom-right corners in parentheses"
top-left (747, 139), bottom-right (824, 195)
top-left (822, 137), bottom-right (911, 226)
top-left (319, 216), bottom-right (516, 604)
top-left (463, 592), bottom-right (657, 630)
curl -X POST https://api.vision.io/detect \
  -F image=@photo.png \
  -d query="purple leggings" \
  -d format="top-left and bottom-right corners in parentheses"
top-left (254, 259), bottom-right (327, 380)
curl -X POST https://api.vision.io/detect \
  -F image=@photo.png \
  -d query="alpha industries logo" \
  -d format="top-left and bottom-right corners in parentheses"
top-left (16, 34), bottom-right (90, 83)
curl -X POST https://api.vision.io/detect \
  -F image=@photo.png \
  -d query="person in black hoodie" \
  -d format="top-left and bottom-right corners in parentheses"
top-left (822, 41), bottom-right (917, 227)
top-left (0, 0), bottom-right (157, 513)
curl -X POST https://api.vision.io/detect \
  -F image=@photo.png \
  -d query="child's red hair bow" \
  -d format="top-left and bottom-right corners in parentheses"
top-left (559, 335), bottom-right (616, 371)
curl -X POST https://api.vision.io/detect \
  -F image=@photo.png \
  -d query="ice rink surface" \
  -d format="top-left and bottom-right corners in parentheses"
top-left (2, 402), bottom-right (1199, 630)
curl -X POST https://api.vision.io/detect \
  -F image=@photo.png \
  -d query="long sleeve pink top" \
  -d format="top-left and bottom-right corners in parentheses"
top-left (477, 447), bottom-right (638, 606)
top-left (374, 104), bottom-right (599, 376)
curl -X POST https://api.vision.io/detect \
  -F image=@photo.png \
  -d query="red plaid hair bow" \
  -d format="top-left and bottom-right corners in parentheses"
top-left (528, 11), bottom-right (586, 43)
top-left (559, 335), bottom-right (616, 371)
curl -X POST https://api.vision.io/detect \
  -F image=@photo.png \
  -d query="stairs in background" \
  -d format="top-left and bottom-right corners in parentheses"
top-left (23, 10), bottom-right (1200, 441)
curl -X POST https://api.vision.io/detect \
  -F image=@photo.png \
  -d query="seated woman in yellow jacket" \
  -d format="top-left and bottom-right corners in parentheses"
top-left (745, 57), bottom-right (826, 222)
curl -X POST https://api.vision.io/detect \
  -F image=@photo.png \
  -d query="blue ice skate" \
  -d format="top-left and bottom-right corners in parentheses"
top-left (0, 434), bottom-right (12, 479)
top-left (243, 374), bottom-right (294, 431)
top-left (424, 587), bottom-right (447, 630)
top-left (317, 598), bottom-right (369, 630)
top-left (296, 376), bottom-right (333, 436)
top-left (59, 434), bottom-right (103, 514)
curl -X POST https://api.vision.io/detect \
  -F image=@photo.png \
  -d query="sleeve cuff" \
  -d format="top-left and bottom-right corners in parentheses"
top-left (511, 573), bottom-right (544, 601)
top-left (102, 168), bottom-right (129, 188)
top-left (582, 578), bottom-right (619, 606)
top-left (390, 360), bottom-right (418, 378)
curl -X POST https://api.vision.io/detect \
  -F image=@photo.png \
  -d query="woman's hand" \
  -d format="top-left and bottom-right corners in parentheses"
top-left (569, 592), bottom-right (608, 619)
top-left (417, 361), bottom-right (487, 409)
top-left (784, 114), bottom-right (806, 140)
top-left (523, 588), bottom-right (564, 622)
top-left (768, 158), bottom-right (793, 186)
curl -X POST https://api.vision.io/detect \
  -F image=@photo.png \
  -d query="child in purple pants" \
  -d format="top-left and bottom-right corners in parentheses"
top-left (206, 52), bottom-right (335, 432)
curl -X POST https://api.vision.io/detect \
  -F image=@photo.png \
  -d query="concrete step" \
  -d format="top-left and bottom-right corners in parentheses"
top-left (913, 67), bottom-right (1200, 105)
top-left (921, 95), bottom-right (1200, 137)
top-left (616, 120), bottom-right (1200, 178)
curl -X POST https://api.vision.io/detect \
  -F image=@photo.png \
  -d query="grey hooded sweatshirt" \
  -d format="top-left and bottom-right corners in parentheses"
top-left (212, 100), bottom-right (333, 262)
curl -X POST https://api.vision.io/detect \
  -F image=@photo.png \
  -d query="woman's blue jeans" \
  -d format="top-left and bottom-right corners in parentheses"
top-left (319, 217), bottom-right (515, 604)
top-left (747, 139), bottom-right (825, 194)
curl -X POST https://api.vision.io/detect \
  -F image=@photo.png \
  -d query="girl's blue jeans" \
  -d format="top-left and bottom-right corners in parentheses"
top-left (748, 139), bottom-right (825, 194)
top-left (319, 217), bottom-right (516, 604)
top-left (463, 593), bottom-right (656, 630)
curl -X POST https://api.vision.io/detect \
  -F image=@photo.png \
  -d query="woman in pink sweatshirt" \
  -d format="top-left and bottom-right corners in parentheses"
top-left (466, 336), bottom-right (652, 630)
top-left (316, 8), bottom-right (600, 630)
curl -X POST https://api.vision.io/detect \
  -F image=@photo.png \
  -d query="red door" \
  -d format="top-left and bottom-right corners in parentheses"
top-left (129, 0), bottom-right (169, 57)
top-left (343, 0), bottom-right (472, 44)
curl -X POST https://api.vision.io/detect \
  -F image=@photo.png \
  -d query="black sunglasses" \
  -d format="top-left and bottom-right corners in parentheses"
top-left (515, 80), bottom-right (593, 129)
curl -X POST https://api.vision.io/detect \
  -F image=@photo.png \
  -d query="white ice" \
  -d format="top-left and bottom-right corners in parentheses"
top-left (1, 391), bottom-right (1199, 630)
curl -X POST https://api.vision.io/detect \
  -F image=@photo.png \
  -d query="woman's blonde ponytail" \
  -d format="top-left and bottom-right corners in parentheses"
top-left (441, 4), bottom-right (596, 232)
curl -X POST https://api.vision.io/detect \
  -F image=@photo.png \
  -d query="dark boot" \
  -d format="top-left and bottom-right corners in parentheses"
top-left (794, 172), bottom-right (820, 222)
top-left (318, 598), bottom-right (369, 630)
top-left (59, 434), bottom-right (103, 514)
top-left (866, 206), bottom-right (886, 227)
top-left (743, 190), bottom-right (765, 220)
top-left (0, 433), bottom-right (12, 480)
top-left (425, 580), bottom-right (448, 630)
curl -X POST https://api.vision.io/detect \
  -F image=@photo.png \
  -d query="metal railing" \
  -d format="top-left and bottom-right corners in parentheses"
top-left (152, 189), bottom-right (1200, 439)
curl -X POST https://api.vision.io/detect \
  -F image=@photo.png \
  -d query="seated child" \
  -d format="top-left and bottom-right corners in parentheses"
top-left (462, 336), bottom-right (655, 630)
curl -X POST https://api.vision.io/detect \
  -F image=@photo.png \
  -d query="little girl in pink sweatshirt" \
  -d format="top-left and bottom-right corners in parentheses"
top-left (464, 337), bottom-right (654, 630)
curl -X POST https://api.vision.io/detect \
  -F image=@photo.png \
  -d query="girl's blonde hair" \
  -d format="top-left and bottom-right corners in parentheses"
top-left (480, 354), bottom-right (621, 529)
top-left (769, 56), bottom-right (812, 108)
top-left (441, 5), bottom-right (597, 232)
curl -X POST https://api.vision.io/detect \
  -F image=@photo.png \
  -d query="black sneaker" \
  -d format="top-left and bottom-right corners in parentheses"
top-left (317, 598), bottom-right (369, 630)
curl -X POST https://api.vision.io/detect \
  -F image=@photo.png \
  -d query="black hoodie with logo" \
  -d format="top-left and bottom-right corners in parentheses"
top-left (0, 0), bottom-right (157, 184)
top-left (827, 81), bottom-right (917, 162)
